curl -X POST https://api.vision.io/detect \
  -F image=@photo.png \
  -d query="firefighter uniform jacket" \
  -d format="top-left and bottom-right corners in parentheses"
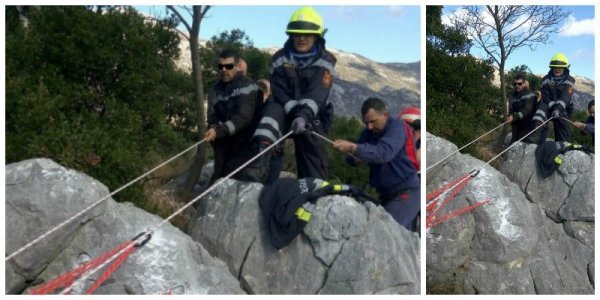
top-left (207, 73), bottom-right (260, 184)
top-left (270, 38), bottom-right (337, 179)
top-left (509, 87), bottom-right (537, 143)
top-left (207, 72), bottom-right (259, 142)
top-left (532, 69), bottom-right (576, 142)
top-left (270, 39), bottom-right (336, 124)
top-left (259, 177), bottom-right (376, 249)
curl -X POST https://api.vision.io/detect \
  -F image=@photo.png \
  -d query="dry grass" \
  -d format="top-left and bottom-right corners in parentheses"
top-left (144, 179), bottom-right (195, 231)
top-left (141, 149), bottom-right (199, 231)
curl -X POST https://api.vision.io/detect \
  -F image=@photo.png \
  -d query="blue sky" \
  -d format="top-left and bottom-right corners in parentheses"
top-left (136, 5), bottom-right (421, 64)
top-left (442, 5), bottom-right (595, 80)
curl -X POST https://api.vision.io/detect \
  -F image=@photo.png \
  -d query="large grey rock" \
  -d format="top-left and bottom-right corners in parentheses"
top-left (527, 217), bottom-right (594, 294)
top-left (500, 142), bottom-right (594, 221)
top-left (190, 179), bottom-right (420, 294)
top-left (426, 133), bottom-right (594, 294)
top-left (5, 158), bottom-right (108, 293)
top-left (5, 159), bottom-right (244, 295)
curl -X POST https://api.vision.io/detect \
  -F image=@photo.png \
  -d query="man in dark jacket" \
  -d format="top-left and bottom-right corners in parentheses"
top-left (333, 98), bottom-right (420, 232)
top-left (532, 52), bottom-right (576, 142)
top-left (205, 49), bottom-right (261, 184)
top-left (507, 74), bottom-right (537, 144)
top-left (270, 6), bottom-right (336, 179)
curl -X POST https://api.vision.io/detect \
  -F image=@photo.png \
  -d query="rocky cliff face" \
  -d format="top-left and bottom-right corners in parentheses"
top-left (5, 158), bottom-right (419, 295)
top-left (426, 133), bottom-right (594, 294)
top-left (189, 178), bottom-right (421, 294)
top-left (5, 159), bottom-right (243, 295)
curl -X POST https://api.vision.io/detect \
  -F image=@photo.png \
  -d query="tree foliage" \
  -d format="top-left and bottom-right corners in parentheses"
top-left (200, 29), bottom-right (272, 91)
top-left (505, 64), bottom-right (542, 98)
top-left (426, 6), bottom-right (502, 155)
top-left (6, 6), bottom-right (195, 208)
top-left (325, 117), bottom-right (371, 188)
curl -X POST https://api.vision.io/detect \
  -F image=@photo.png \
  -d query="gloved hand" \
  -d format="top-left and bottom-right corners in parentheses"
top-left (552, 110), bottom-right (561, 119)
top-left (291, 117), bottom-right (307, 135)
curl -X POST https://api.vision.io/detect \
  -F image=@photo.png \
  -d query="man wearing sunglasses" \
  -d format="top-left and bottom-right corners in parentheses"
top-left (270, 6), bottom-right (336, 179)
top-left (507, 74), bottom-right (537, 144)
top-left (206, 49), bottom-right (261, 184)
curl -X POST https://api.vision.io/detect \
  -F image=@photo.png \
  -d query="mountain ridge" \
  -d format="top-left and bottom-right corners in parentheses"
top-left (175, 37), bottom-right (421, 117)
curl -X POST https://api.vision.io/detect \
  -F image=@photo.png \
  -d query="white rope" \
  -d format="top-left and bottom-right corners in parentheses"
top-left (560, 116), bottom-right (577, 126)
top-left (426, 120), bottom-right (510, 172)
top-left (60, 131), bottom-right (293, 294)
top-left (426, 117), bottom-right (554, 206)
top-left (6, 139), bottom-right (206, 262)
top-left (483, 117), bottom-right (553, 165)
top-left (151, 131), bottom-right (293, 230)
top-left (310, 130), bottom-right (360, 160)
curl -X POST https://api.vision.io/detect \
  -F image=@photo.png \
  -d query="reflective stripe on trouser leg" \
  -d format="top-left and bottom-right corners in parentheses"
top-left (533, 101), bottom-right (549, 124)
top-left (253, 102), bottom-right (285, 143)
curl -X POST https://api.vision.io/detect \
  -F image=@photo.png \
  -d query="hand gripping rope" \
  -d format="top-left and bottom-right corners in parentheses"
top-left (426, 117), bottom-right (554, 228)
top-left (309, 130), bottom-right (360, 161)
top-left (33, 131), bottom-right (293, 295)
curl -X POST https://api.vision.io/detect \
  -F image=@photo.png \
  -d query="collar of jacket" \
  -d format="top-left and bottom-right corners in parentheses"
top-left (513, 87), bottom-right (531, 98)
top-left (217, 72), bottom-right (244, 87)
top-left (284, 37), bottom-right (326, 60)
top-left (546, 68), bottom-right (571, 83)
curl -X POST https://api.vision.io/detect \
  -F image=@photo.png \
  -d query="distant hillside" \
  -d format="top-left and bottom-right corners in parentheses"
top-left (175, 39), bottom-right (420, 118)
top-left (326, 49), bottom-right (420, 117)
top-left (571, 75), bottom-right (595, 111)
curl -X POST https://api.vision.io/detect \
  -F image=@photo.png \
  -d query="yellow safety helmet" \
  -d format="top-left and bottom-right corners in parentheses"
top-left (549, 52), bottom-right (570, 68)
top-left (286, 7), bottom-right (324, 36)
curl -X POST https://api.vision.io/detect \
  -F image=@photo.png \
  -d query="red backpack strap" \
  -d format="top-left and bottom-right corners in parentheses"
top-left (402, 121), bottom-right (419, 171)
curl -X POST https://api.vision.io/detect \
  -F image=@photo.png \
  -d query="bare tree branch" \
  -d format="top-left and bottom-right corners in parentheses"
top-left (449, 5), bottom-right (568, 149)
top-left (167, 5), bottom-right (191, 32)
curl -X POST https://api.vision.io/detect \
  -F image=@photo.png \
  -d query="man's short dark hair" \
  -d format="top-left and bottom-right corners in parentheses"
top-left (588, 100), bottom-right (595, 111)
top-left (219, 49), bottom-right (240, 63)
top-left (361, 97), bottom-right (387, 116)
top-left (514, 74), bottom-right (526, 82)
top-left (257, 81), bottom-right (269, 94)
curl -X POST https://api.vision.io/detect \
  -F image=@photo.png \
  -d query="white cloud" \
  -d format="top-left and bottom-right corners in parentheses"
top-left (388, 6), bottom-right (403, 18)
top-left (559, 15), bottom-right (595, 37)
top-left (441, 12), bottom-right (451, 26)
top-left (571, 48), bottom-right (587, 59)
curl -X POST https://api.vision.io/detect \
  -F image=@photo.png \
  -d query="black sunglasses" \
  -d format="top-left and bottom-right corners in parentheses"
top-left (513, 82), bottom-right (523, 86)
top-left (217, 63), bottom-right (235, 70)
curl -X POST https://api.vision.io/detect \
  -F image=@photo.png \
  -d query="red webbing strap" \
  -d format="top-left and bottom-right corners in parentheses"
top-left (427, 199), bottom-right (491, 228)
top-left (427, 175), bottom-right (474, 221)
top-left (426, 172), bottom-right (471, 204)
top-left (29, 240), bottom-right (134, 295)
top-left (84, 243), bottom-right (137, 294)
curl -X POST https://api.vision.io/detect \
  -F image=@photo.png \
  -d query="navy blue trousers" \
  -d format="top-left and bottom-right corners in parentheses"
top-left (382, 189), bottom-right (420, 232)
